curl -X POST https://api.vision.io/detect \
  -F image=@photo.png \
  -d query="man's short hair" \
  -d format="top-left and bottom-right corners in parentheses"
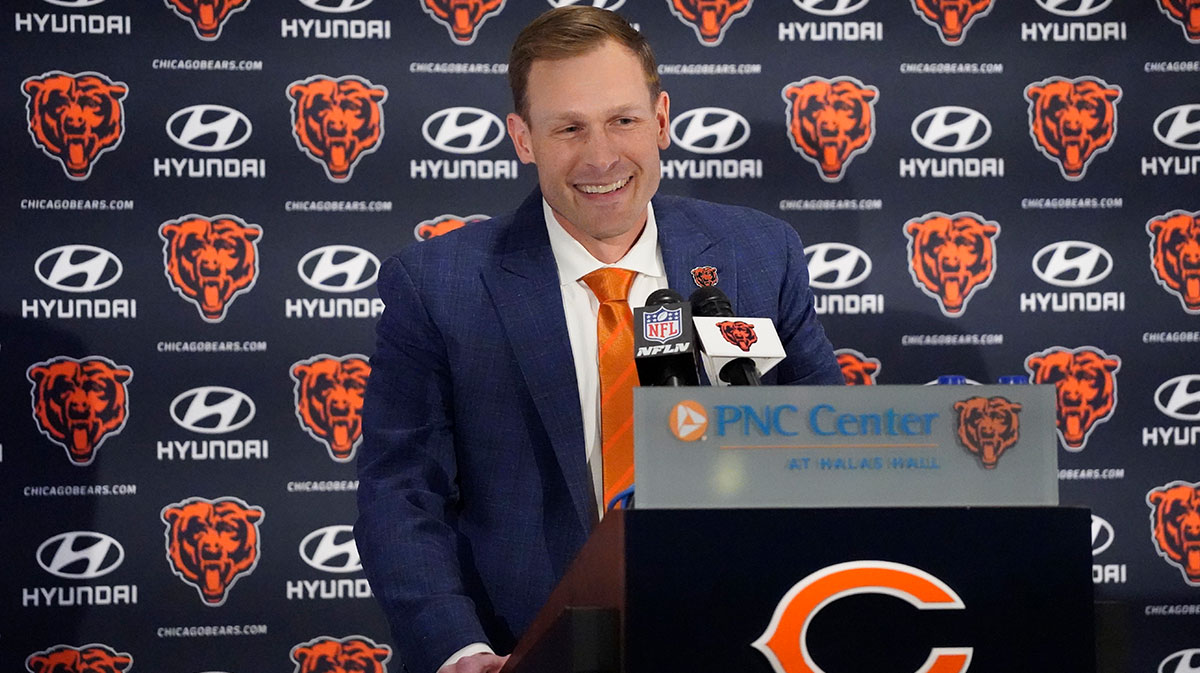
top-left (508, 6), bottom-right (661, 119)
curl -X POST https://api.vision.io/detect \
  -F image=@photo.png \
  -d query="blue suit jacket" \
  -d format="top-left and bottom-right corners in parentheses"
top-left (356, 190), bottom-right (841, 673)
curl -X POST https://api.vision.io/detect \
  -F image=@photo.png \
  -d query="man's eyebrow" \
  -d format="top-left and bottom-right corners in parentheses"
top-left (540, 104), bottom-right (649, 126)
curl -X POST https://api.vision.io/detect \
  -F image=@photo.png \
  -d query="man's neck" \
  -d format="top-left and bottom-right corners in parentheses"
top-left (551, 212), bottom-right (647, 264)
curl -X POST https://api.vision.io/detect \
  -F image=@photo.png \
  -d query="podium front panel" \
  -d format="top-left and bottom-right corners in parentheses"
top-left (635, 385), bottom-right (1058, 508)
top-left (621, 508), bottom-right (1093, 673)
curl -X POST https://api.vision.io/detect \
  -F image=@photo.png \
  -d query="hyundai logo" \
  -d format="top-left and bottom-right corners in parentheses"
top-left (1153, 104), bottom-right (1200, 151)
top-left (300, 525), bottom-right (362, 573)
top-left (298, 245), bottom-right (380, 293)
top-left (422, 107), bottom-right (505, 155)
top-left (37, 531), bottom-right (124, 579)
top-left (1155, 375), bottom-right (1200, 422)
top-left (170, 386), bottom-right (256, 434)
top-left (1159, 649), bottom-right (1200, 673)
top-left (1036, 0), bottom-right (1112, 17)
top-left (42, 0), bottom-right (106, 6)
top-left (1090, 515), bottom-right (1114, 556)
top-left (297, 0), bottom-right (374, 12)
top-left (1031, 241), bottom-right (1112, 288)
top-left (35, 245), bottom-right (122, 293)
top-left (792, 0), bottom-right (869, 16)
top-left (911, 106), bottom-right (991, 153)
top-left (166, 105), bottom-right (253, 153)
top-left (670, 107), bottom-right (750, 155)
top-left (547, 0), bottom-right (625, 8)
top-left (804, 242), bottom-right (872, 290)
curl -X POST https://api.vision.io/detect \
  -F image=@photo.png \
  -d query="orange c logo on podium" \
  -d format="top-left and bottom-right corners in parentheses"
top-left (752, 561), bottom-right (973, 673)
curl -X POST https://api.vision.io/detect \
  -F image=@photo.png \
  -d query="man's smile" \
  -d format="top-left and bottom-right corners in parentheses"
top-left (576, 175), bottom-right (631, 195)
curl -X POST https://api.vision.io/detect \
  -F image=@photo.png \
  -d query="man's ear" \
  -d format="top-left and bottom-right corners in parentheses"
top-left (655, 91), bottom-right (671, 150)
top-left (507, 113), bottom-right (536, 165)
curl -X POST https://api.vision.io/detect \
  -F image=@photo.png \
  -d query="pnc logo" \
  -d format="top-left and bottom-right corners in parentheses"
top-left (22, 71), bottom-right (127, 181)
top-left (1091, 514), bottom-right (1114, 556)
top-left (1155, 375), bottom-right (1200, 421)
top-left (165, 0), bottom-right (250, 40)
top-left (415, 213), bottom-right (488, 240)
top-left (805, 242), bottom-right (871, 290)
top-left (36, 531), bottom-right (124, 579)
top-left (668, 0), bottom-right (753, 46)
top-left (911, 0), bottom-right (994, 45)
top-left (299, 524), bottom-right (362, 573)
top-left (162, 496), bottom-right (264, 606)
top-left (26, 644), bottom-right (132, 673)
top-left (166, 104), bottom-right (252, 152)
top-left (422, 0), bottom-right (505, 45)
top-left (1147, 210), bottom-right (1200, 314)
top-left (297, 0), bottom-right (375, 12)
top-left (1025, 345), bottom-right (1120, 451)
top-left (170, 386), bottom-right (256, 434)
top-left (793, 0), bottom-right (869, 16)
top-left (1159, 649), bottom-right (1200, 673)
top-left (160, 214), bottom-right (262, 322)
top-left (288, 75), bottom-right (388, 182)
top-left (1036, 0), bottom-right (1112, 17)
top-left (1158, 0), bottom-right (1200, 42)
top-left (782, 76), bottom-right (878, 182)
top-left (905, 212), bottom-right (999, 317)
top-left (1032, 240), bottom-right (1113, 288)
top-left (1146, 480), bottom-right (1200, 586)
top-left (298, 245), bottom-right (380, 293)
top-left (548, 0), bottom-right (626, 8)
top-left (911, 106), bottom-right (991, 153)
top-left (671, 107), bottom-right (750, 155)
top-left (669, 400), bottom-right (708, 441)
top-left (28, 356), bottom-right (132, 466)
top-left (753, 561), bottom-right (972, 673)
top-left (1025, 76), bottom-right (1122, 181)
top-left (422, 107), bottom-right (504, 155)
top-left (35, 245), bottom-right (122, 293)
top-left (835, 348), bottom-right (880, 385)
top-left (1154, 104), bottom-right (1200, 151)
top-left (291, 636), bottom-right (392, 673)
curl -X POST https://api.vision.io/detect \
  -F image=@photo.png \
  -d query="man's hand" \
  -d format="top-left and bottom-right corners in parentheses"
top-left (439, 652), bottom-right (510, 673)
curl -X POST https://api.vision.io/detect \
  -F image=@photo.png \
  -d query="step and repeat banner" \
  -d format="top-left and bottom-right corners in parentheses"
top-left (2, 0), bottom-right (1198, 671)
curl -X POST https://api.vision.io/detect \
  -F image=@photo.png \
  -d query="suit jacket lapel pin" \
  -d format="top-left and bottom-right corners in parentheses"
top-left (691, 265), bottom-right (719, 287)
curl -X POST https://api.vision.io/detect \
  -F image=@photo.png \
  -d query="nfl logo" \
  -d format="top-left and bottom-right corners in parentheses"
top-left (644, 306), bottom-right (682, 344)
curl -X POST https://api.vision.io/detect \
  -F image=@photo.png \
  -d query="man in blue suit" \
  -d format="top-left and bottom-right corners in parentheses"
top-left (356, 7), bottom-right (842, 673)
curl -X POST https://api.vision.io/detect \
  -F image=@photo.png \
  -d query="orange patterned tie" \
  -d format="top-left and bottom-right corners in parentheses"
top-left (581, 267), bottom-right (638, 508)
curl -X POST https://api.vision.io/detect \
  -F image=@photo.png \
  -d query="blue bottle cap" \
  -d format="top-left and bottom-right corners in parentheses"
top-left (998, 375), bottom-right (1030, 384)
top-left (936, 375), bottom-right (968, 385)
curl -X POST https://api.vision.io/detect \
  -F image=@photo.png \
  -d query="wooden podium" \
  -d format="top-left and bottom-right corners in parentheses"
top-left (504, 507), bottom-right (1094, 673)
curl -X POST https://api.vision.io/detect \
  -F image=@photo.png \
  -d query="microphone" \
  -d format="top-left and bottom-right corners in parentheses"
top-left (632, 288), bottom-right (700, 387)
top-left (689, 287), bottom-right (786, 386)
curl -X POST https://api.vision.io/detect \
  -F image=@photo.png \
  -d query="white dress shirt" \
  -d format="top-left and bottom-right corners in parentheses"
top-left (438, 200), bottom-right (667, 672)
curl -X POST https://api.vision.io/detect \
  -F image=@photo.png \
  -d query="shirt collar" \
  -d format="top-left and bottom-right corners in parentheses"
top-left (543, 198), bottom-right (664, 286)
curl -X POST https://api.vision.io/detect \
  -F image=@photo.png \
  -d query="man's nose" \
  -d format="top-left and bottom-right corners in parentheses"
top-left (581, 129), bottom-right (620, 172)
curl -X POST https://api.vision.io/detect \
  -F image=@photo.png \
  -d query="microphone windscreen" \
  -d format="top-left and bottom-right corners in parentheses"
top-left (689, 286), bottom-right (733, 317)
top-left (645, 288), bottom-right (685, 306)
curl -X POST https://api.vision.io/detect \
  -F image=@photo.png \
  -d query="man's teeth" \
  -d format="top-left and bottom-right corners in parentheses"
top-left (578, 177), bottom-right (629, 194)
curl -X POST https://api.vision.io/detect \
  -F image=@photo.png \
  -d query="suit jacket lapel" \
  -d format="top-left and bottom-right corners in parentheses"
top-left (482, 191), bottom-right (594, 532)
top-left (655, 195), bottom-right (738, 310)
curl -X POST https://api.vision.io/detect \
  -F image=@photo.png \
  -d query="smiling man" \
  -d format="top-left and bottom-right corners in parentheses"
top-left (356, 8), bottom-right (841, 673)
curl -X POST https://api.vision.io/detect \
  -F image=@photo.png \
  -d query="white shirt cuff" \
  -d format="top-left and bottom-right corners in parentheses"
top-left (438, 642), bottom-right (495, 672)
